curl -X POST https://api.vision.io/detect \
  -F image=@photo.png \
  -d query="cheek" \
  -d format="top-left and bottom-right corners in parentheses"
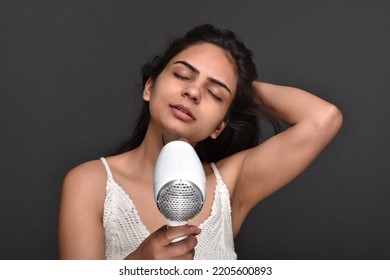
top-left (206, 102), bottom-right (229, 121)
top-left (200, 108), bottom-right (226, 131)
top-left (147, 91), bottom-right (164, 119)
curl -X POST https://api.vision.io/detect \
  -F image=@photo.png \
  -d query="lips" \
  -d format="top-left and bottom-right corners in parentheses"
top-left (170, 104), bottom-right (195, 121)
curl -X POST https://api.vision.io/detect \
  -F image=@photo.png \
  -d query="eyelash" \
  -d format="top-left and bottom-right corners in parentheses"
top-left (173, 72), bottom-right (189, 80)
top-left (174, 72), bottom-right (222, 101)
top-left (208, 90), bottom-right (222, 101)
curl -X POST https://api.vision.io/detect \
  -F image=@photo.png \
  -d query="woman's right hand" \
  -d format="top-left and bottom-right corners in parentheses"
top-left (126, 225), bottom-right (201, 260)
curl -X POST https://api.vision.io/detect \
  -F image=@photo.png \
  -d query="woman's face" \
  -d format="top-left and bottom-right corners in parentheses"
top-left (144, 43), bottom-right (238, 144)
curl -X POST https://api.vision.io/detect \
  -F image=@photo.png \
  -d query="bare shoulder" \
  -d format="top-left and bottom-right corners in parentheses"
top-left (59, 159), bottom-right (108, 259)
top-left (61, 159), bottom-right (108, 210)
top-left (63, 159), bottom-right (107, 187)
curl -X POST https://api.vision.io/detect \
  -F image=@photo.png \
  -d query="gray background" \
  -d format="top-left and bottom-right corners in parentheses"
top-left (1, 0), bottom-right (389, 259)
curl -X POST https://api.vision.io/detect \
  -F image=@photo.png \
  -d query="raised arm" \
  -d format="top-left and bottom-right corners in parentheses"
top-left (232, 81), bottom-right (343, 224)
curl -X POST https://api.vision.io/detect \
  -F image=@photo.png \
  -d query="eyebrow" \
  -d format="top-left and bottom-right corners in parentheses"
top-left (173, 60), bottom-right (232, 94)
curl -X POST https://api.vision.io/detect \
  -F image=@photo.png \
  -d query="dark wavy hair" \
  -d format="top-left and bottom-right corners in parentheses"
top-left (113, 24), bottom-right (280, 162)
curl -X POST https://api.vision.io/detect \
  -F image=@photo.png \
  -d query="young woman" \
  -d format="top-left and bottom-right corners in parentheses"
top-left (58, 24), bottom-right (342, 260)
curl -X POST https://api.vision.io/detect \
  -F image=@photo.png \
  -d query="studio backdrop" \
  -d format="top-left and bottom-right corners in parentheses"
top-left (1, 0), bottom-right (389, 259)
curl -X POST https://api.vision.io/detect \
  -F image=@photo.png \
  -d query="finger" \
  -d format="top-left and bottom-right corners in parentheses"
top-left (152, 225), bottom-right (172, 246)
top-left (163, 225), bottom-right (201, 245)
top-left (167, 235), bottom-right (198, 259)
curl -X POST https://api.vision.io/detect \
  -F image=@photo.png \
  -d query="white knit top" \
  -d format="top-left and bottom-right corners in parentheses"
top-left (100, 158), bottom-right (237, 260)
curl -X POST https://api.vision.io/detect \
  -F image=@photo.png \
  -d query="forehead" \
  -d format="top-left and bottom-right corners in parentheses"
top-left (168, 43), bottom-right (237, 91)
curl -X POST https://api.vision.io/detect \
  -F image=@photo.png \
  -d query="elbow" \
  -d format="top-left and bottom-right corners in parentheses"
top-left (319, 104), bottom-right (343, 137)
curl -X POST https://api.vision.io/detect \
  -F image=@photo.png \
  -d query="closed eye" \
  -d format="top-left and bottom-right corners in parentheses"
top-left (173, 72), bottom-right (190, 80)
top-left (208, 89), bottom-right (222, 101)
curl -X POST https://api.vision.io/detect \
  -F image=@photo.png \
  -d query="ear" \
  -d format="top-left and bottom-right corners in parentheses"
top-left (210, 120), bottom-right (227, 139)
top-left (143, 78), bottom-right (154, 101)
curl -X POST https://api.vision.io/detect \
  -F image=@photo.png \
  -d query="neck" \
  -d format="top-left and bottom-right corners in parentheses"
top-left (132, 122), bottom-right (165, 168)
top-left (128, 121), bottom-right (199, 170)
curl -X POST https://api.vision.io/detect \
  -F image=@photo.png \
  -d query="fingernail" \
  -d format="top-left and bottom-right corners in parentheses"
top-left (189, 226), bottom-right (201, 234)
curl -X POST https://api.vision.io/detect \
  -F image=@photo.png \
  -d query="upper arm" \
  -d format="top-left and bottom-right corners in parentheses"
top-left (58, 161), bottom-right (107, 259)
top-left (233, 104), bottom-right (342, 219)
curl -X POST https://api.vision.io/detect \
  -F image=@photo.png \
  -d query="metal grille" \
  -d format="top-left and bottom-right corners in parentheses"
top-left (156, 179), bottom-right (204, 222)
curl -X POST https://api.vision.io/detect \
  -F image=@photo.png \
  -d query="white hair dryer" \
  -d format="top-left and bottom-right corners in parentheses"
top-left (153, 140), bottom-right (206, 242)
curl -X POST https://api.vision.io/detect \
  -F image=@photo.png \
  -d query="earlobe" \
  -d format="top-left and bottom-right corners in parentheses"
top-left (210, 120), bottom-right (227, 139)
top-left (143, 78), bottom-right (154, 101)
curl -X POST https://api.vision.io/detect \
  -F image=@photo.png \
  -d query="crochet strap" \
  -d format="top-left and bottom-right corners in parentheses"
top-left (100, 157), bottom-right (113, 179)
top-left (210, 162), bottom-right (222, 182)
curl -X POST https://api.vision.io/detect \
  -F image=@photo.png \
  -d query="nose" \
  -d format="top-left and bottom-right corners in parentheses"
top-left (181, 85), bottom-right (201, 104)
